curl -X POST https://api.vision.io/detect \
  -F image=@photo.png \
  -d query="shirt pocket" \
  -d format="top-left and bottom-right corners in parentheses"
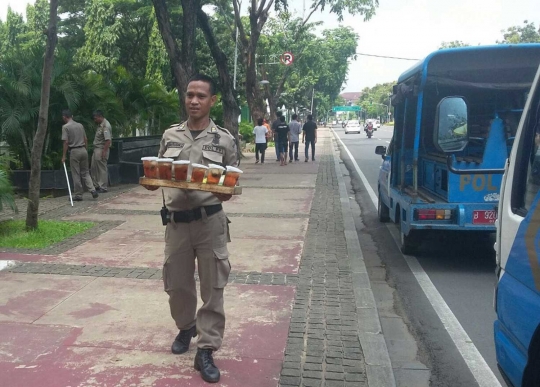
top-left (163, 148), bottom-right (182, 159)
top-left (202, 150), bottom-right (223, 165)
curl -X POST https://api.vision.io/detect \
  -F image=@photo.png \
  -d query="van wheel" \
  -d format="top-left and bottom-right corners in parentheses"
top-left (378, 193), bottom-right (390, 222)
top-left (523, 335), bottom-right (540, 387)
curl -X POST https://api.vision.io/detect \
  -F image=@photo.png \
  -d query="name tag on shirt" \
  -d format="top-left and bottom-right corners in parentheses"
top-left (167, 142), bottom-right (185, 149)
top-left (202, 145), bottom-right (224, 154)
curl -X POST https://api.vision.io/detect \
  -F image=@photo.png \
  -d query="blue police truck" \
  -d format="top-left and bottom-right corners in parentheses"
top-left (375, 44), bottom-right (540, 254)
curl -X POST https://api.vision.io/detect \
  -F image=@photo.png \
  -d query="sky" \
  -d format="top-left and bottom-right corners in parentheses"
top-left (1, 0), bottom-right (538, 92)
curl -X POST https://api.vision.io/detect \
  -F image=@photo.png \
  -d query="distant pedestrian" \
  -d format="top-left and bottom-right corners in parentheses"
top-left (276, 116), bottom-right (290, 166)
top-left (302, 115), bottom-right (318, 162)
top-left (253, 118), bottom-right (268, 163)
top-left (263, 119), bottom-right (272, 144)
top-left (288, 114), bottom-right (302, 162)
top-left (61, 110), bottom-right (98, 201)
top-left (272, 111), bottom-right (283, 161)
top-left (91, 110), bottom-right (112, 193)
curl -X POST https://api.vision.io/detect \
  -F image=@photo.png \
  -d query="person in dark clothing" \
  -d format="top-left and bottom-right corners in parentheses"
top-left (302, 115), bottom-right (318, 162)
top-left (272, 111), bottom-right (283, 161)
top-left (276, 116), bottom-right (290, 166)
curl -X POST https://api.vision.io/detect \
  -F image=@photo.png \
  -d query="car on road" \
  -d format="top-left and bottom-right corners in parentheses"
top-left (344, 120), bottom-right (362, 134)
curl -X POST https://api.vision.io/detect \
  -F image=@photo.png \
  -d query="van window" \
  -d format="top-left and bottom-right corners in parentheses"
top-left (512, 95), bottom-right (540, 214)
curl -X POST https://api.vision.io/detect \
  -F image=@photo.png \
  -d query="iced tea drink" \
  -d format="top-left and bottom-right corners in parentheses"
top-left (173, 160), bottom-right (190, 181)
top-left (223, 166), bottom-right (243, 187)
top-left (157, 158), bottom-right (173, 180)
top-left (190, 163), bottom-right (208, 183)
top-left (141, 157), bottom-right (159, 178)
top-left (207, 164), bottom-right (225, 185)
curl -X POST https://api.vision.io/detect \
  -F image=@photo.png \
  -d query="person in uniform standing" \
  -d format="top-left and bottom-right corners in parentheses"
top-left (91, 110), bottom-right (112, 193)
top-left (61, 110), bottom-right (98, 201)
top-left (143, 74), bottom-right (237, 384)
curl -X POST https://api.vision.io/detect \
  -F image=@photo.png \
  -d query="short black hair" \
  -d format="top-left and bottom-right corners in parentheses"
top-left (276, 111), bottom-right (283, 117)
top-left (62, 109), bottom-right (72, 118)
top-left (257, 118), bottom-right (263, 126)
top-left (280, 116), bottom-right (285, 122)
top-left (93, 110), bottom-right (104, 118)
top-left (307, 114), bottom-right (313, 121)
top-left (292, 114), bottom-right (298, 120)
top-left (188, 74), bottom-right (217, 95)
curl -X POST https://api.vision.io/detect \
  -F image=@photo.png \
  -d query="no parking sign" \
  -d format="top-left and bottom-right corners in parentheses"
top-left (280, 52), bottom-right (294, 66)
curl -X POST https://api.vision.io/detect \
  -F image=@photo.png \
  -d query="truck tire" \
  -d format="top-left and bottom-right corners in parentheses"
top-left (378, 192), bottom-right (390, 222)
top-left (400, 230), bottom-right (420, 255)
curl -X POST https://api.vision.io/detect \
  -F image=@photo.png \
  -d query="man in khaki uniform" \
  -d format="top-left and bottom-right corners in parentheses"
top-left (61, 110), bottom-right (98, 201)
top-left (144, 74), bottom-right (237, 384)
top-left (91, 110), bottom-right (112, 193)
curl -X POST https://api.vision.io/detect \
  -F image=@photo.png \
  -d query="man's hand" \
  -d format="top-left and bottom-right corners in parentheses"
top-left (315, 138), bottom-right (317, 144)
top-left (142, 184), bottom-right (159, 191)
top-left (214, 193), bottom-right (232, 202)
top-left (302, 140), bottom-right (304, 144)
top-left (102, 151), bottom-right (108, 160)
top-left (62, 156), bottom-right (66, 164)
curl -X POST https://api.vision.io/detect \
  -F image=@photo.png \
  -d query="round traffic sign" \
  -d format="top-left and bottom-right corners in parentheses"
top-left (280, 52), bottom-right (294, 66)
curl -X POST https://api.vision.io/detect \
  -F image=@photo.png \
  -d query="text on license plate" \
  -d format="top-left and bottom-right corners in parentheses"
top-left (473, 210), bottom-right (497, 224)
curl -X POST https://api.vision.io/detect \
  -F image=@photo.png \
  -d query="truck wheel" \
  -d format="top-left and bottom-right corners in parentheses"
top-left (378, 193), bottom-right (390, 222)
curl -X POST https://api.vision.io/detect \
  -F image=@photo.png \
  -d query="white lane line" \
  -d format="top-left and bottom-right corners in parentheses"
top-left (386, 141), bottom-right (390, 144)
top-left (331, 129), bottom-right (502, 387)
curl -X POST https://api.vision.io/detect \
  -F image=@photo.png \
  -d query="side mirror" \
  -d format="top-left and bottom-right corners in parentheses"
top-left (375, 146), bottom-right (387, 156)
top-left (435, 96), bottom-right (468, 153)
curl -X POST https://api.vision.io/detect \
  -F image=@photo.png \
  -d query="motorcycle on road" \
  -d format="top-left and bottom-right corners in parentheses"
top-left (365, 122), bottom-right (374, 138)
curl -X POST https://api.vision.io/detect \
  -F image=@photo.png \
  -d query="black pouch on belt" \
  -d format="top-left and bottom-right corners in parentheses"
top-left (160, 189), bottom-right (171, 225)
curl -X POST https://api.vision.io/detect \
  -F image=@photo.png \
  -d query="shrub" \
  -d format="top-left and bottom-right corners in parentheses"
top-left (239, 121), bottom-right (254, 143)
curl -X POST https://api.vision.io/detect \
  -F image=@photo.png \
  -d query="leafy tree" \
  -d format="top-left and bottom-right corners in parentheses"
top-left (357, 82), bottom-right (394, 120)
top-left (439, 40), bottom-right (470, 49)
top-left (26, 0), bottom-right (59, 230)
top-left (498, 20), bottom-right (540, 44)
top-left (232, 0), bottom-right (378, 122)
top-left (0, 155), bottom-right (17, 212)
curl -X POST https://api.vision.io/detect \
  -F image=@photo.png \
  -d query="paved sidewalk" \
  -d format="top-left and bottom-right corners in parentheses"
top-left (0, 128), bottom-right (390, 387)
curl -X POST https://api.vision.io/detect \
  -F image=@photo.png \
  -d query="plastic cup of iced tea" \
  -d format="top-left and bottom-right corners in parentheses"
top-left (190, 163), bottom-right (208, 183)
top-left (157, 158), bottom-right (174, 180)
top-left (223, 166), bottom-right (243, 187)
top-left (207, 164), bottom-right (225, 185)
top-left (173, 160), bottom-right (190, 181)
top-left (141, 157), bottom-right (159, 179)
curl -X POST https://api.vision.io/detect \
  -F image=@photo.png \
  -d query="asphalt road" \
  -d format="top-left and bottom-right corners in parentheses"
top-left (333, 124), bottom-right (505, 386)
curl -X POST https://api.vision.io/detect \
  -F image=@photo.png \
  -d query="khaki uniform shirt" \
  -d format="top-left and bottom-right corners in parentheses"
top-left (94, 118), bottom-right (112, 148)
top-left (61, 120), bottom-right (86, 148)
top-left (158, 119), bottom-right (237, 211)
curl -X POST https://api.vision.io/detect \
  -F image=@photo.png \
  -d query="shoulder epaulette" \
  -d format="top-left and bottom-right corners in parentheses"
top-left (216, 125), bottom-right (234, 138)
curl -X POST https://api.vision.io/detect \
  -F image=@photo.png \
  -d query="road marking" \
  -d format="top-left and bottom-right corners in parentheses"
top-left (386, 141), bottom-right (390, 144)
top-left (331, 128), bottom-right (503, 387)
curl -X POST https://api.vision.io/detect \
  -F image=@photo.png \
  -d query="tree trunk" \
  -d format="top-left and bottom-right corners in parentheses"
top-left (25, 0), bottom-right (58, 231)
top-left (180, 0), bottom-right (198, 78)
top-left (152, 0), bottom-right (189, 119)
top-left (196, 8), bottom-right (240, 141)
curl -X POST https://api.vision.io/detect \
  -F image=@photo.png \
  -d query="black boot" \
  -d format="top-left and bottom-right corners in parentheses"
top-left (171, 325), bottom-right (197, 354)
top-left (194, 348), bottom-right (220, 383)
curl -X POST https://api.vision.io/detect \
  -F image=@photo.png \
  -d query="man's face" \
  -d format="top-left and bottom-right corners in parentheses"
top-left (93, 116), bottom-right (104, 124)
top-left (185, 81), bottom-right (216, 120)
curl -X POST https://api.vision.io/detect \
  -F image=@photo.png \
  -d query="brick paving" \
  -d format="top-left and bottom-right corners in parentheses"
top-left (279, 143), bottom-right (367, 387)
top-left (7, 261), bottom-right (299, 285)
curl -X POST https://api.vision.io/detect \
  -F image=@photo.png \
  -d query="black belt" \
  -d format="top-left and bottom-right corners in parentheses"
top-left (69, 146), bottom-right (85, 150)
top-left (173, 204), bottom-right (223, 223)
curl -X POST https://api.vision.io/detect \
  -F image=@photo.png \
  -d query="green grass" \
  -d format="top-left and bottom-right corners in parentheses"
top-left (0, 220), bottom-right (95, 249)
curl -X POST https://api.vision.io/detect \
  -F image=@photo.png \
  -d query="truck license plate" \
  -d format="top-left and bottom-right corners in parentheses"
top-left (473, 210), bottom-right (497, 224)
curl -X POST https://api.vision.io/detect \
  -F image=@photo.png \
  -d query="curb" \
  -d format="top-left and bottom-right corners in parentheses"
top-left (330, 132), bottom-right (397, 387)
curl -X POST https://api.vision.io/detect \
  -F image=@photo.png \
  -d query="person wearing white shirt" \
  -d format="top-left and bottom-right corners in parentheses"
top-left (253, 118), bottom-right (269, 163)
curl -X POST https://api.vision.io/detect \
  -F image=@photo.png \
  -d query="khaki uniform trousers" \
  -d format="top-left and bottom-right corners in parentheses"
top-left (91, 148), bottom-right (109, 189)
top-left (163, 209), bottom-right (231, 351)
top-left (70, 147), bottom-right (95, 197)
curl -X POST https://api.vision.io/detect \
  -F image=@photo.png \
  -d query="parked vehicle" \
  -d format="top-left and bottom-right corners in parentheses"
top-left (344, 120), bottom-right (362, 134)
top-left (494, 63), bottom-right (540, 387)
top-left (375, 44), bottom-right (540, 254)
